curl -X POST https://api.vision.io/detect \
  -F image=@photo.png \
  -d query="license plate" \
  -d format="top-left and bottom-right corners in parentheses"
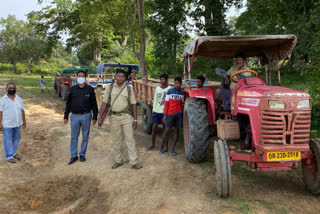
top-left (267, 151), bottom-right (301, 161)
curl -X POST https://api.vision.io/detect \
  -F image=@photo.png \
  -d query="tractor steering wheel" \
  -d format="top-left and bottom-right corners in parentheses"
top-left (230, 69), bottom-right (258, 83)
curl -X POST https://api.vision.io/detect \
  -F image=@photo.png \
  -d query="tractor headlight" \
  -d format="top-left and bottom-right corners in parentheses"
top-left (297, 100), bottom-right (310, 109)
top-left (269, 100), bottom-right (285, 110)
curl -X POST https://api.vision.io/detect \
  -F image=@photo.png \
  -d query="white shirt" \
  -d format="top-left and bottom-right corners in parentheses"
top-left (152, 86), bottom-right (171, 113)
top-left (0, 95), bottom-right (25, 128)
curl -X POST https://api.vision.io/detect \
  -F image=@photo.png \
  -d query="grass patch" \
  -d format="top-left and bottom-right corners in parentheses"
top-left (0, 73), bottom-right (55, 99)
top-left (256, 199), bottom-right (288, 214)
top-left (53, 129), bottom-right (67, 137)
top-left (238, 203), bottom-right (253, 214)
top-left (231, 162), bottom-right (270, 185)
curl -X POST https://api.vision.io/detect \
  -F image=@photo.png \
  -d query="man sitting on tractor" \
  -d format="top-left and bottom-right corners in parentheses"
top-left (222, 52), bottom-right (252, 111)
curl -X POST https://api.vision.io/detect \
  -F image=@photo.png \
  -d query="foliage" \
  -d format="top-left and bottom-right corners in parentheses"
top-left (190, 0), bottom-right (242, 36)
top-left (0, 15), bottom-right (29, 72)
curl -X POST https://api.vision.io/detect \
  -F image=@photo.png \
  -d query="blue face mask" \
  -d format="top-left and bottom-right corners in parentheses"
top-left (77, 77), bottom-right (86, 84)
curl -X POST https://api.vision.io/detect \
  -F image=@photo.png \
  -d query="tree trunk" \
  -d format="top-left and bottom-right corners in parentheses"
top-left (27, 58), bottom-right (32, 74)
top-left (137, 0), bottom-right (147, 77)
top-left (173, 25), bottom-right (177, 73)
top-left (93, 36), bottom-right (101, 65)
top-left (13, 61), bottom-right (17, 73)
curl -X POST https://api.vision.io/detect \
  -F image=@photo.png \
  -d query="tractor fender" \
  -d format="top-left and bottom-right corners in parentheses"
top-left (184, 89), bottom-right (215, 125)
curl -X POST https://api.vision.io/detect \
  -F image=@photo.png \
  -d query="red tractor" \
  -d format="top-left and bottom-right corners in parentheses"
top-left (182, 35), bottom-right (320, 197)
top-left (55, 68), bottom-right (88, 101)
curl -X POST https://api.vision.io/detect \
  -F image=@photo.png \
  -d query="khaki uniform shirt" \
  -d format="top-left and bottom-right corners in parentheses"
top-left (103, 83), bottom-right (137, 112)
top-left (227, 65), bottom-right (250, 89)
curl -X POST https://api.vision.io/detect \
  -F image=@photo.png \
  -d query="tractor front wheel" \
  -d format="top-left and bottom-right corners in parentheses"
top-left (61, 84), bottom-right (70, 101)
top-left (183, 98), bottom-right (209, 163)
top-left (302, 138), bottom-right (320, 195)
top-left (214, 139), bottom-right (232, 198)
top-left (141, 103), bottom-right (152, 134)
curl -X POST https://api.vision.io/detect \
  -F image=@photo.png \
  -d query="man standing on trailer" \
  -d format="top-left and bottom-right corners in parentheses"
top-left (160, 77), bottom-right (184, 156)
top-left (145, 74), bottom-right (170, 151)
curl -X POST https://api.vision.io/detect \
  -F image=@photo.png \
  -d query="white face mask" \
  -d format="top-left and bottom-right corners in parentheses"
top-left (77, 77), bottom-right (86, 84)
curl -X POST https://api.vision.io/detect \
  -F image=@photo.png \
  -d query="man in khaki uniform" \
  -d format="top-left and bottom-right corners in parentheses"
top-left (98, 69), bottom-right (142, 170)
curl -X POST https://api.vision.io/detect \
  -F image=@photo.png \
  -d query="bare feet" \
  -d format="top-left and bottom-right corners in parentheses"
top-left (145, 145), bottom-right (155, 151)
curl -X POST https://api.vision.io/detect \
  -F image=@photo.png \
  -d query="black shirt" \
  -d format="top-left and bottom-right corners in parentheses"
top-left (64, 84), bottom-right (98, 120)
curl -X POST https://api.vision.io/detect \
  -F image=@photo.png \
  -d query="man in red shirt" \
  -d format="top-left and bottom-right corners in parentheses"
top-left (160, 77), bottom-right (184, 155)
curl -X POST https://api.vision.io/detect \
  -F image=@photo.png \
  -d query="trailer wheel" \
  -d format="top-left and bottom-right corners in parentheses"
top-left (183, 98), bottom-right (209, 162)
top-left (61, 84), bottom-right (70, 101)
top-left (214, 139), bottom-right (232, 198)
top-left (141, 103), bottom-right (152, 134)
top-left (96, 87), bottom-right (103, 110)
top-left (302, 138), bottom-right (320, 195)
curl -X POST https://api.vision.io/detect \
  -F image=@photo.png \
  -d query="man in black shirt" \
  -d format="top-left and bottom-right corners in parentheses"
top-left (64, 70), bottom-right (98, 165)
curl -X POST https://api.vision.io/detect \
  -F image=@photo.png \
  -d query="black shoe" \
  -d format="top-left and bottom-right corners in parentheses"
top-left (80, 156), bottom-right (86, 162)
top-left (7, 158), bottom-right (16, 164)
top-left (112, 162), bottom-right (123, 169)
top-left (68, 156), bottom-right (78, 165)
top-left (131, 163), bottom-right (143, 170)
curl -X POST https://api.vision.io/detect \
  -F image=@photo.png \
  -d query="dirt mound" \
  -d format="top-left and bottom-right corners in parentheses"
top-left (19, 128), bottom-right (56, 171)
top-left (0, 175), bottom-right (106, 214)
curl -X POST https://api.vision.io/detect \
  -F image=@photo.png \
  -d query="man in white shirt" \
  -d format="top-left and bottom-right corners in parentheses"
top-left (145, 74), bottom-right (170, 151)
top-left (0, 83), bottom-right (26, 163)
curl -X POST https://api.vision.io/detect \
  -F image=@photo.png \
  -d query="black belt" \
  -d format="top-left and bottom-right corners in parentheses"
top-left (73, 111), bottom-right (90, 115)
top-left (112, 111), bottom-right (127, 116)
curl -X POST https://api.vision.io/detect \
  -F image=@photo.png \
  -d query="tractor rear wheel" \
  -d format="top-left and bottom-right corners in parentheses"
top-left (61, 84), bottom-right (70, 101)
top-left (141, 103), bottom-right (152, 134)
top-left (302, 138), bottom-right (320, 195)
top-left (183, 98), bottom-right (209, 163)
top-left (214, 139), bottom-right (232, 198)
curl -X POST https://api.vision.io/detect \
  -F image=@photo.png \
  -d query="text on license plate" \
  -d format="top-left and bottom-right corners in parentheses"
top-left (267, 151), bottom-right (301, 161)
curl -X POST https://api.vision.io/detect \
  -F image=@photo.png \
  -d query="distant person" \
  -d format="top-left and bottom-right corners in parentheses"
top-left (0, 83), bottom-right (26, 164)
top-left (127, 66), bottom-right (133, 81)
top-left (64, 70), bottom-right (98, 165)
top-left (160, 77), bottom-right (184, 155)
top-left (196, 75), bottom-right (206, 89)
top-left (98, 69), bottom-right (142, 170)
top-left (40, 75), bottom-right (45, 93)
top-left (145, 74), bottom-right (170, 151)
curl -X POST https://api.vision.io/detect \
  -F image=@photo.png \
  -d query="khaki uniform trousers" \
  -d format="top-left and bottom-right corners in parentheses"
top-left (111, 113), bottom-right (138, 165)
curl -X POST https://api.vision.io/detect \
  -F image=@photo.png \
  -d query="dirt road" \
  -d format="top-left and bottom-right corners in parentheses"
top-left (0, 85), bottom-right (319, 214)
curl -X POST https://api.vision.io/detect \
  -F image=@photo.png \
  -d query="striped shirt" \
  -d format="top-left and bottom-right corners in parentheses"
top-left (163, 88), bottom-right (184, 117)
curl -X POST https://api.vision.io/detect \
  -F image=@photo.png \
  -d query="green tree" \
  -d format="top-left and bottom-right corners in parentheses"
top-left (0, 15), bottom-right (28, 72)
top-left (190, 0), bottom-right (242, 36)
top-left (147, 0), bottom-right (190, 75)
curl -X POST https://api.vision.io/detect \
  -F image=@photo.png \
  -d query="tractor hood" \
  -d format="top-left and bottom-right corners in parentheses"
top-left (237, 85), bottom-right (310, 98)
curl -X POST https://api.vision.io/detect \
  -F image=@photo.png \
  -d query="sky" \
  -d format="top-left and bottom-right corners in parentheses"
top-left (0, 0), bottom-right (246, 22)
top-left (0, 0), bottom-right (50, 21)
top-left (0, 0), bottom-right (246, 40)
